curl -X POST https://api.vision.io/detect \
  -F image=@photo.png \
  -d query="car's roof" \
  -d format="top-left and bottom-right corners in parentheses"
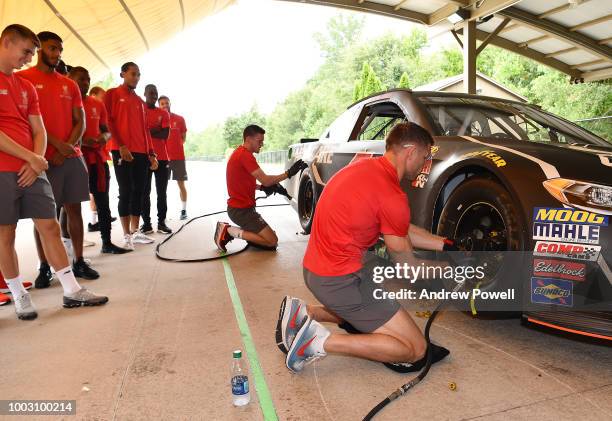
top-left (347, 88), bottom-right (530, 110)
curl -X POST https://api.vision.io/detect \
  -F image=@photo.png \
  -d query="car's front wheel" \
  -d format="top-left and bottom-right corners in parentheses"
top-left (437, 177), bottom-right (526, 314)
top-left (297, 171), bottom-right (317, 234)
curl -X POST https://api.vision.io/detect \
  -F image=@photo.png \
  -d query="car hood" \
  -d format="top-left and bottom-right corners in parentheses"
top-left (470, 137), bottom-right (612, 185)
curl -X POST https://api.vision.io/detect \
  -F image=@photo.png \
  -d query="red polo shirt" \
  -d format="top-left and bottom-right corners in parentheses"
top-left (303, 157), bottom-right (410, 277)
top-left (81, 95), bottom-right (109, 164)
top-left (0, 72), bottom-right (40, 172)
top-left (145, 106), bottom-right (170, 161)
top-left (18, 67), bottom-right (83, 159)
top-left (104, 84), bottom-right (152, 154)
top-left (166, 113), bottom-right (187, 161)
top-left (226, 145), bottom-right (260, 208)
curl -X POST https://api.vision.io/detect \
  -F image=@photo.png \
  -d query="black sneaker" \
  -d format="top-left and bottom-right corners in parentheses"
top-left (101, 242), bottom-right (132, 254)
top-left (140, 223), bottom-right (154, 234)
top-left (157, 222), bottom-right (173, 234)
top-left (88, 222), bottom-right (100, 232)
top-left (180, 210), bottom-right (188, 220)
top-left (73, 258), bottom-right (100, 280)
top-left (34, 263), bottom-right (53, 289)
top-left (63, 288), bottom-right (108, 308)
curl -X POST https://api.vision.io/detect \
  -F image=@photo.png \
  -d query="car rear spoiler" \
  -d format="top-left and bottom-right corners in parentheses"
top-left (300, 138), bottom-right (319, 143)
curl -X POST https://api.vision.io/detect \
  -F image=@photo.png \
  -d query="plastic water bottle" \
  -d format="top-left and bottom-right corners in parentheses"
top-left (231, 350), bottom-right (250, 406)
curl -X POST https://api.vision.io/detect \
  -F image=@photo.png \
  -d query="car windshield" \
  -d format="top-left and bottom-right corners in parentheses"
top-left (419, 96), bottom-right (610, 147)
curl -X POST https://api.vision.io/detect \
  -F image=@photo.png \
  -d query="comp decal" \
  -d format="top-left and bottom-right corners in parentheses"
top-left (532, 222), bottom-right (600, 245)
top-left (460, 149), bottom-right (506, 167)
top-left (533, 258), bottom-right (586, 282)
top-left (533, 208), bottom-right (608, 226)
top-left (531, 277), bottom-right (573, 307)
top-left (412, 146), bottom-right (439, 189)
top-left (533, 241), bottom-right (601, 262)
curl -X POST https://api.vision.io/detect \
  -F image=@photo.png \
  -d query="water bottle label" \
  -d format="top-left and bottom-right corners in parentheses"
top-left (231, 375), bottom-right (249, 395)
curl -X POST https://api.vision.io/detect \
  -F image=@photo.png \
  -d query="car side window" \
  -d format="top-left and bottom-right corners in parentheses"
top-left (323, 106), bottom-right (361, 142)
top-left (354, 102), bottom-right (407, 141)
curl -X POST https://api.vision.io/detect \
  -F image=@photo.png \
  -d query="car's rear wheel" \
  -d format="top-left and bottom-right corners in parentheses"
top-left (437, 177), bottom-right (526, 314)
top-left (298, 171), bottom-right (317, 234)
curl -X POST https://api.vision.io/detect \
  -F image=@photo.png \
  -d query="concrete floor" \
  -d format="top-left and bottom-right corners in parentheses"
top-left (1, 162), bottom-right (611, 421)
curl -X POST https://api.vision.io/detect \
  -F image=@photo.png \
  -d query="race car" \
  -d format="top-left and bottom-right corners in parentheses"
top-left (282, 89), bottom-right (612, 340)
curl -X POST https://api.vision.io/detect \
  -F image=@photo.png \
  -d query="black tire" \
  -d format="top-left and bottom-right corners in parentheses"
top-left (297, 171), bottom-right (317, 234)
top-left (437, 177), bottom-right (526, 314)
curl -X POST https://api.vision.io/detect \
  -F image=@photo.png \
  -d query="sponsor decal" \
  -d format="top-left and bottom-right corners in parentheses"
top-left (533, 241), bottom-right (601, 261)
top-left (533, 258), bottom-right (585, 282)
top-left (0, 89), bottom-right (7, 95)
top-left (531, 277), bottom-right (573, 307)
top-left (59, 85), bottom-right (72, 100)
top-left (461, 149), bottom-right (506, 167)
top-left (348, 152), bottom-right (375, 166)
top-left (35, 84), bottom-right (43, 89)
top-left (412, 146), bottom-right (439, 188)
top-left (315, 145), bottom-right (334, 164)
top-left (533, 222), bottom-right (600, 244)
top-left (533, 208), bottom-right (608, 226)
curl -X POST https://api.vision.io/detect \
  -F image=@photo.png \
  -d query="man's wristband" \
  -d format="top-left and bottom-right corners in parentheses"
top-left (148, 151), bottom-right (157, 158)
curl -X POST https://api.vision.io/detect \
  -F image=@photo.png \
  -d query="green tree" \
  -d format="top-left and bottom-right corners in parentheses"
top-left (397, 72), bottom-right (410, 89)
top-left (222, 105), bottom-right (267, 149)
top-left (313, 14), bottom-right (365, 61)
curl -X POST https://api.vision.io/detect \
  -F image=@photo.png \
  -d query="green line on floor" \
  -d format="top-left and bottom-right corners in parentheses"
top-left (222, 258), bottom-right (278, 421)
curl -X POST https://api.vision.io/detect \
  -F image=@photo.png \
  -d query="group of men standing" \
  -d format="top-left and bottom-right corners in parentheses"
top-left (0, 24), bottom-right (188, 319)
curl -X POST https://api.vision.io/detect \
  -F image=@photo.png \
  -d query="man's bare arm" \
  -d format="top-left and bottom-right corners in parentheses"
top-left (67, 106), bottom-right (85, 147)
top-left (251, 167), bottom-right (287, 187)
top-left (28, 114), bottom-right (47, 156)
top-left (408, 225), bottom-right (445, 251)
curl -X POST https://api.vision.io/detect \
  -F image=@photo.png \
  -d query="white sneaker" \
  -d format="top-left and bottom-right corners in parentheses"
top-left (122, 234), bottom-right (135, 250)
top-left (285, 316), bottom-right (330, 373)
top-left (14, 293), bottom-right (38, 320)
top-left (132, 232), bottom-right (154, 244)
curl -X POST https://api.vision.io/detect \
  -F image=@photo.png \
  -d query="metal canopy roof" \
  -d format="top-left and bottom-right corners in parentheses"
top-left (0, 0), bottom-right (235, 81)
top-left (281, 0), bottom-right (612, 82)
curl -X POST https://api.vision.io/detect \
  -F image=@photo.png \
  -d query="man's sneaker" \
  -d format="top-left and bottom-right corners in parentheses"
top-left (286, 316), bottom-right (330, 373)
top-left (0, 281), bottom-right (33, 294)
top-left (214, 221), bottom-right (233, 252)
top-left (132, 232), bottom-right (155, 244)
top-left (140, 223), bottom-right (154, 234)
top-left (180, 210), bottom-right (188, 220)
top-left (122, 234), bottom-right (135, 251)
top-left (14, 293), bottom-right (37, 320)
top-left (101, 242), bottom-right (131, 254)
top-left (34, 263), bottom-right (54, 289)
top-left (0, 293), bottom-right (10, 306)
top-left (63, 288), bottom-right (109, 308)
top-left (73, 258), bottom-right (100, 280)
top-left (157, 222), bottom-right (173, 234)
top-left (88, 222), bottom-right (100, 232)
top-left (83, 240), bottom-right (96, 247)
top-left (276, 296), bottom-right (308, 354)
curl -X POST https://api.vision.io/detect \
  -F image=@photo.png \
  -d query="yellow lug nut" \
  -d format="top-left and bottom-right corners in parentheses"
top-left (449, 382), bottom-right (457, 391)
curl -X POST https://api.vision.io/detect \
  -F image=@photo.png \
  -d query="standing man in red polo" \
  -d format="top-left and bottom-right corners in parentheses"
top-left (158, 95), bottom-right (189, 221)
top-left (105, 62), bottom-right (158, 250)
top-left (69, 66), bottom-right (130, 254)
top-left (141, 84), bottom-right (172, 235)
top-left (19, 31), bottom-right (98, 287)
top-left (0, 24), bottom-right (108, 320)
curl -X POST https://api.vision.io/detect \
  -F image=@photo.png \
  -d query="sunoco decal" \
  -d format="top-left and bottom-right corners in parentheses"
top-left (533, 258), bottom-right (586, 282)
top-left (532, 222), bottom-right (600, 244)
top-left (533, 208), bottom-right (608, 226)
top-left (412, 146), bottom-right (439, 189)
top-left (531, 277), bottom-right (573, 307)
top-left (533, 241), bottom-right (601, 262)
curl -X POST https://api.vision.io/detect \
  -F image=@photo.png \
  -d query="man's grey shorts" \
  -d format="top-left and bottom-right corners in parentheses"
top-left (227, 206), bottom-right (269, 234)
top-left (168, 160), bottom-right (188, 181)
top-left (0, 172), bottom-right (57, 224)
top-left (304, 266), bottom-right (401, 333)
top-left (46, 156), bottom-right (90, 206)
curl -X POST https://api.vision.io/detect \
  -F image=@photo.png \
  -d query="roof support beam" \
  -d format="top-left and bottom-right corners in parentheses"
top-left (428, 4), bottom-right (460, 25)
top-left (569, 14), bottom-right (612, 32)
top-left (545, 47), bottom-right (578, 58)
top-left (466, 0), bottom-right (521, 22)
top-left (451, 29), bottom-right (463, 49)
top-left (498, 6), bottom-right (612, 62)
top-left (570, 58), bottom-right (608, 69)
top-left (537, 0), bottom-right (590, 19)
top-left (581, 67), bottom-right (612, 82)
top-left (456, 27), bottom-right (582, 79)
top-left (463, 19), bottom-right (477, 94)
top-left (280, 0), bottom-right (428, 24)
top-left (477, 17), bottom-right (510, 54)
top-left (517, 34), bottom-right (550, 49)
